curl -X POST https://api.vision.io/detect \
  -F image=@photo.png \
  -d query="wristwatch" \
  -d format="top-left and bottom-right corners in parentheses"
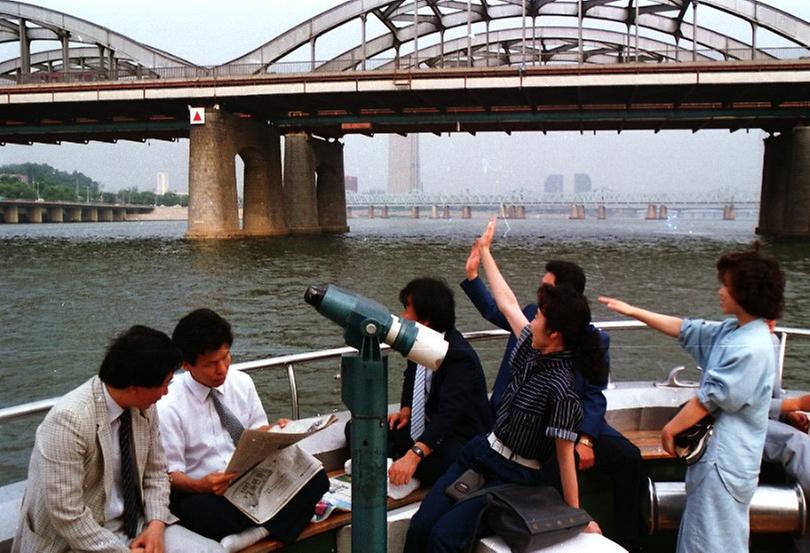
top-left (410, 445), bottom-right (426, 459)
top-left (577, 436), bottom-right (595, 448)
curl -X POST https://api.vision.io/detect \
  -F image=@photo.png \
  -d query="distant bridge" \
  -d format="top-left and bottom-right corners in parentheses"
top-left (0, 198), bottom-right (153, 224)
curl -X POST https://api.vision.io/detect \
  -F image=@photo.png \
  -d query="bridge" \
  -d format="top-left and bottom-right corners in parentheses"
top-left (0, 198), bottom-right (153, 223)
top-left (345, 187), bottom-right (757, 219)
top-left (0, 1), bottom-right (809, 237)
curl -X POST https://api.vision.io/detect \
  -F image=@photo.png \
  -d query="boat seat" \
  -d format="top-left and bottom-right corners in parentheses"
top-left (237, 478), bottom-right (429, 553)
top-left (622, 429), bottom-right (675, 461)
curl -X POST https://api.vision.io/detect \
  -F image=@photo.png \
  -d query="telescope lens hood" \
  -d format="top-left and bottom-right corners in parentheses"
top-left (304, 285), bottom-right (327, 308)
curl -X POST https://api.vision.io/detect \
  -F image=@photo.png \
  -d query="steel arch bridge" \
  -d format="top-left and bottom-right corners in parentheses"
top-left (0, 0), bottom-right (198, 83)
top-left (227, 0), bottom-right (810, 73)
top-left (1, 1), bottom-right (810, 83)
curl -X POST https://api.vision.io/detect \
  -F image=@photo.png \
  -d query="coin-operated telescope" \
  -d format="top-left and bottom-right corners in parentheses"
top-left (304, 285), bottom-right (449, 553)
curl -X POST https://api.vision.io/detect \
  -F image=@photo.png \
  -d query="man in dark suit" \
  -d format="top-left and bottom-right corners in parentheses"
top-left (387, 277), bottom-right (493, 487)
top-left (461, 253), bottom-right (644, 553)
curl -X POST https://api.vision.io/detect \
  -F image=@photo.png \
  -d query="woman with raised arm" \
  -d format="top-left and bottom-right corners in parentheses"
top-left (404, 218), bottom-right (602, 553)
top-left (598, 244), bottom-right (784, 553)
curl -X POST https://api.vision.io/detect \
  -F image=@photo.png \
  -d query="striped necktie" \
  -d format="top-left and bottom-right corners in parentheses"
top-left (210, 388), bottom-right (245, 445)
top-left (119, 409), bottom-right (141, 539)
top-left (410, 364), bottom-right (427, 441)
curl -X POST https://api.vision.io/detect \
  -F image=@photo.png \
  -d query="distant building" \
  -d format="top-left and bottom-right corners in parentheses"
top-left (388, 135), bottom-right (421, 194)
top-left (544, 174), bottom-right (564, 194)
top-left (574, 173), bottom-right (592, 194)
top-left (155, 172), bottom-right (169, 195)
top-left (345, 175), bottom-right (358, 193)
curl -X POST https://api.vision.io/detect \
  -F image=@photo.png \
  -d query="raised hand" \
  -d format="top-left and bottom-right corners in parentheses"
top-left (465, 239), bottom-right (481, 280)
top-left (597, 296), bottom-right (635, 317)
top-left (478, 216), bottom-right (497, 250)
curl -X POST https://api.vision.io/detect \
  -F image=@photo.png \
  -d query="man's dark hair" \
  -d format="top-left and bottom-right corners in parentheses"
top-left (545, 260), bottom-right (586, 294)
top-left (716, 243), bottom-right (784, 320)
top-left (399, 277), bottom-right (455, 332)
top-left (99, 325), bottom-right (181, 389)
top-left (537, 284), bottom-right (608, 385)
top-left (172, 308), bottom-right (234, 366)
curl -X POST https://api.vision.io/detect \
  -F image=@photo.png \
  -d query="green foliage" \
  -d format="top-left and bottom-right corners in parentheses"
top-left (0, 162), bottom-right (100, 202)
top-left (0, 179), bottom-right (37, 200)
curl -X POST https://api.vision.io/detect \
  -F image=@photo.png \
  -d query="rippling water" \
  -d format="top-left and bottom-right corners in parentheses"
top-left (1, 216), bottom-right (809, 485)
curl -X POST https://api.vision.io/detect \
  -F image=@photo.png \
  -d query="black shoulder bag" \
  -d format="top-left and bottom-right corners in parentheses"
top-left (447, 478), bottom-right (592, 553)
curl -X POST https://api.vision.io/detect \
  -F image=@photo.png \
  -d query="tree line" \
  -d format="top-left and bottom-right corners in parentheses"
top-left (0, 163), bottom-right (188, 206)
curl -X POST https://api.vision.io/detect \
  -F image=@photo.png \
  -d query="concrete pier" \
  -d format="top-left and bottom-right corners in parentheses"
top-left (380, 206), bottom-right (389, 219)
top-left (515, 206), bottom-right (526, 219)
top-left (243, 125), bottom-right (287, 237)
top-left (597, 203), bottom-right (607, 220)
top-left (431, 205), bottom-right (439, 219)
top-left (723, 204), bottom-right (736, 220)
top-left (82, 208), bottom-right (98, 222)
top-left (658, 205), bottom-right (668, 220)
top-left (99, 207), bottom-right (113, 222)
top-left (3, 206), bottom-right (18, 224)
top-left (368, 206), bottom-right (375, 219)
top-left (443, 205), bottom-right (450, 219)
top-left (462, 206), bottom-right (471, 219)
top-left (758, 126), bottom-right (810, 237)
top-left (310, 137), bottom-right (349, 233)
top-left (113, 209), bottom-right (125, 222)
top-left (28, 207), bottom-right (43, 223)
top-left (66, 208), bottom-right (81, 222)
top-left (411, 206), bottom-right (420, 219)
top-left (645, 204), bottom-right (658, 220)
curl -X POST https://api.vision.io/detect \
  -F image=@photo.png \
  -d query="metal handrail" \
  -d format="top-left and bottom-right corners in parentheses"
top-left (0, 322), bottom-right (807, 422)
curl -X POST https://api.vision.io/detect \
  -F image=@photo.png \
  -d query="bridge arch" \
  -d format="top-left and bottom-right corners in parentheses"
top-left (224, 0), bottom-right (810, 73)
top-left (0, 0), bottom-right (198, 82)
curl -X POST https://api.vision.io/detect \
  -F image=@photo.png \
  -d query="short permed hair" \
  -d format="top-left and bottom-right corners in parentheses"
top-left (545, 260), bottom-right (586, 294)
top-left (399, 277), bottom-right (455, 332)
top-left (172, 308), bottom-right (234, 366)
top-left (98, 325), bottom-right (181, 389)
top-left (716, 243), bottom-right (784, 320)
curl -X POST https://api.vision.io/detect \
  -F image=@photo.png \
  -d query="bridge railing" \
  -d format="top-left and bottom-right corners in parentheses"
top-left (0, 322), bottom-right (807, 424)
top-left (2, 46), bottom-right (809, 86)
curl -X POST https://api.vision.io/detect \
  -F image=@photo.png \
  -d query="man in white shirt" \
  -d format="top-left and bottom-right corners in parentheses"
top-left (158, 308), bottom-right (329, 545)
top-left (13, 325), bottom-right (223, 553)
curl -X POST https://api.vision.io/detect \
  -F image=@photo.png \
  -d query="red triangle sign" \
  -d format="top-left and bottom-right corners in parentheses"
top-left (193, 111), bottom-right (202, 122)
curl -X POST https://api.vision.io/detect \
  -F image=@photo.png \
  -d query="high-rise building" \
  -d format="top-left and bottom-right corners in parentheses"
top-left (544, 174), bottom-right (564, 194)
top-left (388, 134), bottom-right (421, 194)
top-left (574, 173), bottom-right (592, 194)
top-left (155, 172), bottom-right (169, 196)
top-left (345, 175), bottom-right (358, 193)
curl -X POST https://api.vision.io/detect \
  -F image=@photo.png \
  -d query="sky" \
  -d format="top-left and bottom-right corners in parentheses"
top-left (1, 0), bottom-right (808, 195)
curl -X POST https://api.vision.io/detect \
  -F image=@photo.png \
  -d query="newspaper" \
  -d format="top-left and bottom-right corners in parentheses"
top-left (224, 444), bottom-right (324, 524)
top-left (225, 414), bottom-right (336, 479)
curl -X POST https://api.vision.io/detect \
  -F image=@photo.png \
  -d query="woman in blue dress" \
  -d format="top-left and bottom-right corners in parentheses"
top-left (599, 245), bottom-right (784, 553)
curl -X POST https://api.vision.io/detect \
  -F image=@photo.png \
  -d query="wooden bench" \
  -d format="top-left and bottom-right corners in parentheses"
top-left (238, 482), bottom-right (429, 553)
top-left (623, 428), bottom-right (676, 461)
top-left (239, 430), bottom-right (672, 552)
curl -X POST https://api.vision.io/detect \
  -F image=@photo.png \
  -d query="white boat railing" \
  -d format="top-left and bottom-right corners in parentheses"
top-left (0, 321), bottom-right (808, 423)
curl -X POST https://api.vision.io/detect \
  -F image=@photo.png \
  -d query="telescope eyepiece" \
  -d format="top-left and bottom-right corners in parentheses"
top-left (305, 285), bottom-right (327, 308)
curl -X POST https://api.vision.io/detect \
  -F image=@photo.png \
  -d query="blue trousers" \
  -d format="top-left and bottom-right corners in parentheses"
top-left (404, 434), bottom-right (548, 553)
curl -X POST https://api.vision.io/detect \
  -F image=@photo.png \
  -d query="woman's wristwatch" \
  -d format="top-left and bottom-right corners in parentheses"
top-left (577, 436), bottom-right (595, 448)
top-left (410, 444), bottom-right (426, 459)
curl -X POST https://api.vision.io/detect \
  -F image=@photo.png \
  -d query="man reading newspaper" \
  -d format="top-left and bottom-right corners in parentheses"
top-left (158, 309), bottom-right (329, 547)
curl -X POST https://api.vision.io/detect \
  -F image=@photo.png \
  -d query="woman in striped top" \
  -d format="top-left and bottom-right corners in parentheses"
top-left (404, 218), bottom-right (603, 553)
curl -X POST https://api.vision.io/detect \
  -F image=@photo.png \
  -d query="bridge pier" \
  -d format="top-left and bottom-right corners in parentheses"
top-left (380, 206), bottom-right (389, 219)
top-left (3, 206), bottom-right (19, 224)
top-left (368, 206), bottom-right (375, 219)
top-left (431, 205), bottom-right (439, 219)
top-left (411, 206), bottom-right (420, 219)
top-left (723, 204), bottom-right (736, 220)
top-left (462, 206), bottom-right (471, 219)
top-left (597, 203), bottom-right (607, 220)
top-left (498, 204), bottom-right (507, 219)
top-left (310, 136), bottom-right (349, 233)
top-left (244, 125), bottom-right (287, 237)
top-left (28, 207), bottom-right (43, 223)
top-left (758, 127), bottom-right (810, 237)
top-left (47, 207), bottom-right (63, 222)
top-left (113, 209), bottom-right (125, 222)
top-left (569, 204), bottom-right (585, 220)
top-left (658, 205), bottom-right (668, 220)
top-left (98, 207), bottom-right (113, 222)
top-left (645, 204), bottom-right (658, 220)
top-left (443, 205), bottom-right (450, 219)
top-left (515, 206), bottom-right (526, 219)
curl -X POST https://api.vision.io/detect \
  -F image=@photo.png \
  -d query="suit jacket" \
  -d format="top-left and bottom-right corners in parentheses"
top-left (400, 328), bottom-right (493, 450)
top-left (13, 376), bottom-right (175, 553)
top-left (460, 276), bottom-right (620, 440)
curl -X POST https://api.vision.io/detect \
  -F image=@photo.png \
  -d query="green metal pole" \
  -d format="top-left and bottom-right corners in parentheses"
top-left (341, 334), bottom-right (388, 553)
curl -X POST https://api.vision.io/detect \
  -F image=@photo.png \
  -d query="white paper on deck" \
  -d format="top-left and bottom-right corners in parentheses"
top-left (224, 444), bottom-right (323, 524)
top-left (225, 414), bottom-right (336, 478)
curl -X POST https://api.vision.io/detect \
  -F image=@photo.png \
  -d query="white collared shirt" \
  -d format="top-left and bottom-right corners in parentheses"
top-left (101, 385), bottom-right (125, 531)
top-left (157, 370), bottom-right (269, 479)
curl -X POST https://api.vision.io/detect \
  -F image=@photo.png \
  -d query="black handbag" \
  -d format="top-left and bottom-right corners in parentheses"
top-left (671, 402), bottom-right (714, 465)
top-left (452, 482), bottom-right (592, 553)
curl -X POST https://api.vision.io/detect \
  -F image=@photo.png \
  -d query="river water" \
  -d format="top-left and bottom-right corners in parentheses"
top-left (1, 215), bottom-right (809, 486)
